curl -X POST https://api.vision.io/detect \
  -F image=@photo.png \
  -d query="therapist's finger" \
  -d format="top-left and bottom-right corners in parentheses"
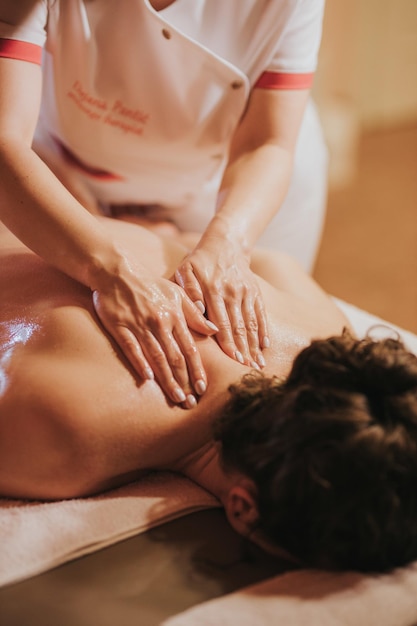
top-left (254, 295), bottom-right (270, 350)
top-left (114, 326), bottom-right (155, 380)
top-left (205, 292), bottom-right (246, 365)
top-left (139, 329), bottom-right (190, 405)
top-left (241, 295), bottom-right (266, 368)
top-left (227, 301), bottom-right (251, 363)
top-left (175, 267), bottom-right (205, 315)
top-left (150, 321), bottom-right (207, 406)
top-left (174, 318), bottom-right (208, 399)
top-left (144, 297), bottom-right (215, 404)
top-left (93, 291), bottom-right (154, 381)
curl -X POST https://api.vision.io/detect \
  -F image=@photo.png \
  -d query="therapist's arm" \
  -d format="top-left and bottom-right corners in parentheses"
top-left (0, 57), bottom-right (215, 407)
top-left (176, 87), bottom-right (310, 366)
top-left (218, 87), bottom-right (310, 249)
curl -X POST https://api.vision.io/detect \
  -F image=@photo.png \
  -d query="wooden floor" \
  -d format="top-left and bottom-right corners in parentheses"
top-left (313, 124), bottom-right (417, 334)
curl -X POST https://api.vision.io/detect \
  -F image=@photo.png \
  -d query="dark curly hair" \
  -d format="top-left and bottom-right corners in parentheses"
top-left (214, 330), bottom-right (417, 572)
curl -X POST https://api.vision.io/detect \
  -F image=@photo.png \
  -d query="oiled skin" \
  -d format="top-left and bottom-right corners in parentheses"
top-left (0, 219), bottom-right (348, 499)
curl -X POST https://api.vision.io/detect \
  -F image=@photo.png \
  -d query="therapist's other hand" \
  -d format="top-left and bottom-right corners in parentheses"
top-left (91, 255), bottom-right (217, 406)
top-left (175, 236), bottom-right (269, 368)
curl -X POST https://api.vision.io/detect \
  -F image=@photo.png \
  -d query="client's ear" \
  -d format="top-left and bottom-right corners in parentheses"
top-left (224, 479), bottom-right (259, 536)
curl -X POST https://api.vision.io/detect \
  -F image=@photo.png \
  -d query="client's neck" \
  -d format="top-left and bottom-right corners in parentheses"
top-left (174, 442), bottom-right (233, 506)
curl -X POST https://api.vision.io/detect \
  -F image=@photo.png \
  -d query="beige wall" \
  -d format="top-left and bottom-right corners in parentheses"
top-left (356, 0), bottom-right (417, 128)
top-left (313, 0), bottom-right (417, 187)
top-left (315, 0), bottom-right (417, 129)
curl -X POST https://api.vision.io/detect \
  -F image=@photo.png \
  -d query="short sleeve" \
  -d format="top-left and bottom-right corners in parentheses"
top-left (254, 0), bottom-right (325, 90)
top-left (0, 0), bottom-right (49, 65)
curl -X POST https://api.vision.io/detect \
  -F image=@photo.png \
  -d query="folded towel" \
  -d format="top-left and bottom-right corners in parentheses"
top-left (0, 472), bottom-right (219, 587)
top-left (334, 299), bottom-right (417, 354)
top-left (162, 564), bottom-right (417, 626)
top-left (1, 300), bottom-right (416, 590)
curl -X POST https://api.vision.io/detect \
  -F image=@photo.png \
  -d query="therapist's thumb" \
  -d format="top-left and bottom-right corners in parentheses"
top-left (174, 268), bottom-right (205, 311)
top-left (182, 297), bottom-right (219, 336)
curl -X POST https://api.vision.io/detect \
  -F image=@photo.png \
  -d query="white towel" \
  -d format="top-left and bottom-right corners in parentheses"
top-left (162, 565), bottom-right (417, 626)
top-left (0, 472), bottom-right (219, 587)
top-left (334, 299), bottom-right (417, 354)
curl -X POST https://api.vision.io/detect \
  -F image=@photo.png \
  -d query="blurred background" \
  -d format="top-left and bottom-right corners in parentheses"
top-left (312, 0), bottom-right (417, 332)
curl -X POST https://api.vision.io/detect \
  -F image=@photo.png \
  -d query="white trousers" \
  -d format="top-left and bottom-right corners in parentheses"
top-left (256, 100), bottom-right (328, 272)
top-left (39, 99), bottom-right (328, 274)
top-left (171, 100), bottom-right (328, 273)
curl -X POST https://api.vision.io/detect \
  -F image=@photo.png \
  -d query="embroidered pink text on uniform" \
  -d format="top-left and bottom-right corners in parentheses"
top-left (112, 100), bottom-right (149, 125)
top-left (66, 81), bottom-right (150, 137)
top-left (103, 114), bottom-right (145, 136)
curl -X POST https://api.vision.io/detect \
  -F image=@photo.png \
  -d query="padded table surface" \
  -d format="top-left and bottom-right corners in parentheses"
top-left (0, 508), bottom-right (293, 626)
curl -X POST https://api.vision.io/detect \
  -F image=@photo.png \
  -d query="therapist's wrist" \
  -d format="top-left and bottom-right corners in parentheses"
top-left (204, 214), bottom-right (252, 258)
top-left (85, 238), bottom-right (134, 292)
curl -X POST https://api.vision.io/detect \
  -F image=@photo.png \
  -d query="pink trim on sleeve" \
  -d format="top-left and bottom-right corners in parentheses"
top-left (254, 71), bottom-right (314, 90)
top-left (0, 38), bottom-right (42, 65)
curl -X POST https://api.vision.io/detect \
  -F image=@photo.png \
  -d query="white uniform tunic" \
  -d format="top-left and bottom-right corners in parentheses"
top-left (0, 0), bottom-right (327, 270)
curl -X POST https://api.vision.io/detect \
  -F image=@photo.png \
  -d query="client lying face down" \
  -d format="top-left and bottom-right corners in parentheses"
top-left (1, 218), bottom-right (417, 573)
top-left (217, 331), bottom-right (417, 572)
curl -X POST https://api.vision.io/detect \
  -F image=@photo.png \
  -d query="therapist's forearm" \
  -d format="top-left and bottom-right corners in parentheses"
top-left (206, 142), bottom-right (293, 254)
top-left (0, 137), bottom-right (126, 289)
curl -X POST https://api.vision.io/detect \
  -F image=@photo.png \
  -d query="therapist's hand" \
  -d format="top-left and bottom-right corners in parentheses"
top-left (91, 254), bottom-right (218, 407)
top-left (175, 234), bottom-right (269, 368)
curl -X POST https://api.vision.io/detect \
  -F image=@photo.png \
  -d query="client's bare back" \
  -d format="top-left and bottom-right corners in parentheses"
top-left (0, 218), bottom-right (348, 500)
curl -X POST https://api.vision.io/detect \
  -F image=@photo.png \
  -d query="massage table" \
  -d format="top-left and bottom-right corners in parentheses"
top-left (2, 301), bottom-right (417, 626)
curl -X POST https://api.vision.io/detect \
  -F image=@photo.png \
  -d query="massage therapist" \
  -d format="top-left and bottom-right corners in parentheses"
top-left (0, 0), bottom-right (327, 405)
